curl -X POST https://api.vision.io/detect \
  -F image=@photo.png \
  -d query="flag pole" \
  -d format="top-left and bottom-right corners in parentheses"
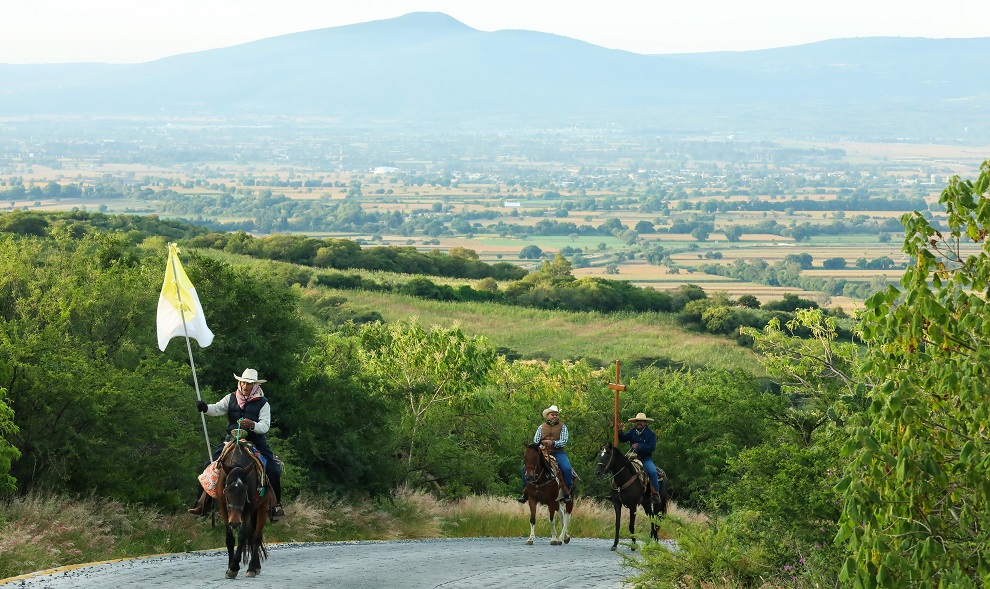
top-left (169, 244), bottom-right (213, 461)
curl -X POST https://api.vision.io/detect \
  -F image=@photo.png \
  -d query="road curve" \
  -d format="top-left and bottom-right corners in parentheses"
top-left (3, 538), bottom-right (638, 588)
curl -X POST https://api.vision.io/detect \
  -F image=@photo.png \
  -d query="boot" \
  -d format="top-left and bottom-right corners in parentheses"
top-left (187, 491), bottom-right (211, 516)
top-left (269, 504), bottom-right (285, 522)
top-left (516, 493), bottom-right (527, 504)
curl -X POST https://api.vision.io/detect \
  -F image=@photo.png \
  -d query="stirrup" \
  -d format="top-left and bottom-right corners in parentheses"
top-left (562, 495), bottom-right (572, 504)
top-left (516, 494), bottom-right (527, 503)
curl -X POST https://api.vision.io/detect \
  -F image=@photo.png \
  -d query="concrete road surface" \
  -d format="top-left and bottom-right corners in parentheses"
top-left (2, 537), bottom-right (641, 588)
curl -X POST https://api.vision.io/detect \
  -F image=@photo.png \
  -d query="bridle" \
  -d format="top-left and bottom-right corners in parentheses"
top-left (597, 445), bottom-right (638, 491)
top-left (224, 467), bottom-right (248, 514)
top-left (524, 448), bottom-right (559, 491)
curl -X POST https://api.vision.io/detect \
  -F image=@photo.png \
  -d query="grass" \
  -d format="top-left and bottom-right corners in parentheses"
top-left (317, 288), bottom-right (761, 373)
top-left (0, 491), bottom-right (699, 580)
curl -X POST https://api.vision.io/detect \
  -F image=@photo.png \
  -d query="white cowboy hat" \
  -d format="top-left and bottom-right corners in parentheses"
top-left (234, 368), bottom-right (267, 383)
top-left (542, 405), bottom-right (560, 419)
top-left (628, 412), bottom-right (654, 423)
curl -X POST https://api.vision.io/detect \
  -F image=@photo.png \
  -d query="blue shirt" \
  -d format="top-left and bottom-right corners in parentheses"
top-left (618, 425), bottom-right (656, 459)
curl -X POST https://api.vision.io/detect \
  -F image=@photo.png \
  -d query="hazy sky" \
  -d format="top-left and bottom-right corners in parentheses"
top-left (5, 0), bottom-right (986, 63)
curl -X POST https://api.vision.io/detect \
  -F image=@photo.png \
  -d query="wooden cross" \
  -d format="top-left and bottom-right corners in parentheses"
top-left (608, 360), bottom-right (626, 447)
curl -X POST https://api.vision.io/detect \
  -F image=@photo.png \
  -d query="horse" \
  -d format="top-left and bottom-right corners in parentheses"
top-left (522, 442), bottom-right (575, 546)
top-left (595, 443), bottom-right (668, 551)
top-left (216, 439), bottom-right (275, 578)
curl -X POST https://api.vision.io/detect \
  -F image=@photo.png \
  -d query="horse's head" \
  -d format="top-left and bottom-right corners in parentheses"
top-left (224, 468), bottom-right (249, 530)
top-left (220, 442), bottom-right (259, 530)
top-left (523, 442), bottom-right (545, 485)
top-left (595, 444), bottom-right (619, 478)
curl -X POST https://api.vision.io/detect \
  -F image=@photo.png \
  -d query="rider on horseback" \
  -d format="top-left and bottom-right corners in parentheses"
top-left (188, 368), bottom-right (285, 521)
top-left (517, 405), bottom-right (573, 504)
top-left (619, 412), bottom-right (662, 503)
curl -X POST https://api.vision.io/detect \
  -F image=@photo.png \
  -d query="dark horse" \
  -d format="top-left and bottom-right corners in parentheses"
top-left (522, 442), bottom-right (574, 545)
top-left (216, 440), bottom-right (275, 578)
top-left (595, 443), bottom-right (668, 551)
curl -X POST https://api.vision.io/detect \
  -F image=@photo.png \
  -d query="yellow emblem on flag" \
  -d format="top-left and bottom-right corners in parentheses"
top-left (157, 243), bottom-right (214, 351)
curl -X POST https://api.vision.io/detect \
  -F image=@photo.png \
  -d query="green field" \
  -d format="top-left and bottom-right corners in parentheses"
top-left (319, 287), bottom-right (761, 373)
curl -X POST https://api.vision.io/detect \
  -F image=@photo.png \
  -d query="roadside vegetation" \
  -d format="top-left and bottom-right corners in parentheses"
top-left (0, 490), bottom-right (698, 580)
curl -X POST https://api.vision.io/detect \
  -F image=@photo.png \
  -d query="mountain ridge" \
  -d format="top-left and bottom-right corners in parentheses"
top-left (2, 12), bottom-right (988, 139)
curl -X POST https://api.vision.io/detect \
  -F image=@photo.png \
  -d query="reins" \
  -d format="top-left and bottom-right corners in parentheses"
top-left (525, 449), bottom-right (560, 491)
top-left (600, 446), bottom-right (638, 491)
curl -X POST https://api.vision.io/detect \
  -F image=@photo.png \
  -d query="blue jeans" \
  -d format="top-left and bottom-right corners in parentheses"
top-left (521, 450), bottom-right (573, 492)
top-left (640, 457), bottom-right (660, 494)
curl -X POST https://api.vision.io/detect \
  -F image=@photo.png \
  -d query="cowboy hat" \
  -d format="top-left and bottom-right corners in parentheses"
top-left (234, 368), bottom-right (267, 383)
top-left (542, 405), bottom-right (560, 419)
top-left (628, 412), bottom-right (654, 423)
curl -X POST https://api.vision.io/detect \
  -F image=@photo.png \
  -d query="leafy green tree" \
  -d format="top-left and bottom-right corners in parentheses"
top-left (0, 387), bottom-right (19, 494)
top-left (281, 332), bottom-right (398, 497)
top-left (519, 244), bottom-right (543, 259)
top-left (627, 368), bottom-right (783, 509)
top-left (838, 161), bottom-right (990, 587)
top-left (357, 320), bottom-right (496, 487)
top-left (0, 235), bottom-right (206, 505)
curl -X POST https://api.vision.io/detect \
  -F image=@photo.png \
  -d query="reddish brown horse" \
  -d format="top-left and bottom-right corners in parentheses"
top-left (216, 440), bottom-right (275, 578)
top-left (595, 443), bottom-right (668, 551)
top-left (522, 442), bottom-right (574, 545)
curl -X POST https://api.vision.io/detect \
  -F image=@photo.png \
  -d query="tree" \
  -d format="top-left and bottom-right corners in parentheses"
top-left (838, 161), bottom-right (990, 587)
top-left (519, 245), bottom-right (543, 259)
top-left (0, 387), bottom-right (19, 494)
top-left (634, 220), bottom-right (655, 234)
top-left (690, 226), bottom-right (710, 241)
top-left (822, 257), bottom-right (847, 270)
top-left (357, 320), bottom-right (496, 481)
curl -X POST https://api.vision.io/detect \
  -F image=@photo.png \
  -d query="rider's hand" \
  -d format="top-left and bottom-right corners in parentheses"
top-left (632, 443), bottom-right (638, 450)
top-left (196, 400), bottom-right (208, 413)
top-left (239, 418), bottom-right (255, 430)
top-left (542, 439), bottom-right (553, 448)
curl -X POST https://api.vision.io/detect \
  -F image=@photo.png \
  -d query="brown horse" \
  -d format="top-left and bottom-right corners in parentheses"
top-left (522, 442), bottom-right (574, 545)
top-left (595, 443), bottom-right (668, 551)
top-left (216, 440), bottom-right (275, 578)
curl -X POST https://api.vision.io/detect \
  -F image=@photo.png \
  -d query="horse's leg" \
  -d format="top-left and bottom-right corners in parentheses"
top-left (628, 505), bottom-right (638, 551)
top-left (560, 502), bottom-right (571, 545)
top-left (225, 527), bottom-right (239, 578)
top-left (246, 511), bottom-right (264, 577)
top-left (549, 502), bottom-right (560, 545)
top-left (526, 497), bottom-right (537, 545)
top-left (611, 499), bottom-right (622, 551)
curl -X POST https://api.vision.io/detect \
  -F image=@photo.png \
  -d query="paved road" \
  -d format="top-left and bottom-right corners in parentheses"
top-left (3, 538), bottom-right (638, 588)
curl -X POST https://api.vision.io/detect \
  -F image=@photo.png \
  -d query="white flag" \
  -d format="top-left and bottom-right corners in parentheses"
top-left (157, 243), bottom-right (214, 351)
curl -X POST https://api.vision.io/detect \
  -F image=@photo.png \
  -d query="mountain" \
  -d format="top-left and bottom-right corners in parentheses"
top-left (2, 12), bottom-right (988, 139)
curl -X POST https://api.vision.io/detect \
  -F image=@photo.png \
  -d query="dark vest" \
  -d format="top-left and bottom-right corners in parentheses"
top-left (541, 421), bottom-right (564, 443)
top-left (226, 394), bottom-right (268, 445)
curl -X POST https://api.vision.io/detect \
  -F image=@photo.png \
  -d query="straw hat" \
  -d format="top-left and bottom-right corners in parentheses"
top-left (627, 412), bottom-right (654, 423)
top-left (234, 368), bottom-right (267, 383)
top-left (542, 405), bottom-right (560, 419)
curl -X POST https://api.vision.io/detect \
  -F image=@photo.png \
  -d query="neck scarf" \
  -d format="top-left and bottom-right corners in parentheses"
top-left (236, 383), bottom-right (263, 409)
top-left (546, 418), bottom-right (559, 426)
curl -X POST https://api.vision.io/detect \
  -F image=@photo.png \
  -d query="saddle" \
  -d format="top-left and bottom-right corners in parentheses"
top-left (542, 449), bottom-right (576, 493)
top-left (207, 439), bottom-right (271, 498)
top-left (625, 452), bottom-right (651, 491)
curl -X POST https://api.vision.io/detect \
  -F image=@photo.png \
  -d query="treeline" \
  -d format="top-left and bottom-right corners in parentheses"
top-left (698, 256), bottom-right (894, 300)
top-left (183, 231), bottom-right (527, 281)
